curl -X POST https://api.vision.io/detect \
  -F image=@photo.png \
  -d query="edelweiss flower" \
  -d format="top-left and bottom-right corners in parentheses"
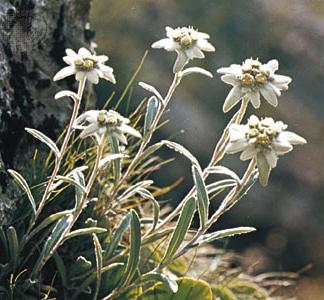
top-left (217, 58), bottom-right (291, 112)
top-left (74, 110), bottom-right (141, 144)
top-left (226, 115), bottom-right (306, 186)
top-left (53, 48), bottom-right (116, 84)
top-left (152, 26), bottom-right (215, 73)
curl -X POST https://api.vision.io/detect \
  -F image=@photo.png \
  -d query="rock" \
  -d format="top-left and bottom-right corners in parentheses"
top-left (0, 0), bottom-right (92, 225)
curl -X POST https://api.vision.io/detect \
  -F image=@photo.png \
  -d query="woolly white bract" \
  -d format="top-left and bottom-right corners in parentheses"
top-left (53, 47), bottom-right (116, 84)
top-left (226, 115), bottom-right (306, 186)
top-left (152, 26), bottom-right (215, 73)
top-left (217, 58), bottom-right (291, 112)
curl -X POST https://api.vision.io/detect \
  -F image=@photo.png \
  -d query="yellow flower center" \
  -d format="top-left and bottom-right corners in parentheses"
top-left (97, 111), bottom-right (122, 127)
top-left (173, 28), bottom-right (197, 47)
top-left (74, 58), bottom-right (97, 71)
top-left (247, 118), bottom-right (279, 148)
top-left (239, 58), bottom-right (269, 87)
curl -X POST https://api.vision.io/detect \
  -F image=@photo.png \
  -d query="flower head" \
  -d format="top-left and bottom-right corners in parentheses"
top-left (152, 26), bottom-right (215, 73)
top-left (217, 58), bottom-right (291, 112)
top-left (74, 110), bottom-right (141, 144)
top-left (53, 48), bottom-right (116, 84)
top-left (226, 115), bottom-right (306, 186)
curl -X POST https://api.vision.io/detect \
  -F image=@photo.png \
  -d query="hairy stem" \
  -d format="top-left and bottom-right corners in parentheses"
top-left (27, 79), bottom-right (86, 234)
top-left (158, 158), bottom-right (256, 269)
top-left (155, 97), bottom-right (249, 231)
top-left (34, 138), bottom-right (104, 275)
top-left (107, 73), bottom-right (181, 209)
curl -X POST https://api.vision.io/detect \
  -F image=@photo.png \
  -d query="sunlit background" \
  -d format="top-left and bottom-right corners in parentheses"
top-left (90, 1), bottom-right (324, 298)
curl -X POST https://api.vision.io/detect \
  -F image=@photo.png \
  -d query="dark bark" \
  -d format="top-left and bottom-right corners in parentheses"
top-left (0, 0), bottom-right (92, 225)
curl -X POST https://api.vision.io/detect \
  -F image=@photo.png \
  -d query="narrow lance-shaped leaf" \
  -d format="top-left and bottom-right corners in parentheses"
top-left (7, 226), bottom-right (19, 268)
top-left (193, 227), bottom-right (256, 247)
top-left (8, 169), bottom-right (36, 215)
top-left (206, 179), bottom-right (237, 198)
top-left (118, 180), bottom-right (153, 202)
top-left (144, 96), bottom-right (160, 135)
top-left (53, 252), bottom-right (68, 288)
top-left (109, 136), bottom-right (121, 182)
top-left (137, 188), bottom-right (160, 232)
top-left (130, 142), bottom-right (164, 172)
top-left (64, 227), bottom-right (107, 241)
top-left (162, 140), bottom-right (200, 167)
top-left (179, 67), bottom-right (213, 78)
top-left (138, 81), bottom-right (164, 102)
top-left (106, 213), bottom-right (131, 258)
top-left (141, 272), bottom-right (178, 293)
top-left (55, 175), bottom-right (87, 194)
top-left (162, 197), bottom-right (196, 262)
top-left (28, 210), bottom-right (73, 240)
top-left (72, 169), bottom-right (86, 209)
top-left (70, 263), bottom-right (125, 300)
top-left (120, 210), bottom-right (141, 287)
top-left (49, 166), bottom-right (88, 192)
top-left (32, 214), bottom-right (73, 277)
top-left (192, 165), bottom-right (209, 228)
top-left (92, 233), bottom-right (103, 300)
top-left (99, 153), bottom-right (128, 169)
top-left (206, 166), bottom-right (240, 183)
top-left (25, 128), bottom-right (60, 157)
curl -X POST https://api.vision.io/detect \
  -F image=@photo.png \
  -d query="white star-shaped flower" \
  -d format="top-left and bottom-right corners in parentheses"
top-left (53, 48), bottom-right (116, 84)
top-left (152, 26), bottom-right (215, 73)
top-left (226, 115), bottom-right (306, 186)
top-left (74, 110), bottom-right (141, 144)
top-left (217, 58), bottom-right (292, 112)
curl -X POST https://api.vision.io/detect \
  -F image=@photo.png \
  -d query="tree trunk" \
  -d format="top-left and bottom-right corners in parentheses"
top-left (0, 0), bottom-right (92, 225)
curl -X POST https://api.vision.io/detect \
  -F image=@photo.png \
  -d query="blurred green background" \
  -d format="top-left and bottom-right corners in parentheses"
top-left (90, 0), bottom-right (324, 297)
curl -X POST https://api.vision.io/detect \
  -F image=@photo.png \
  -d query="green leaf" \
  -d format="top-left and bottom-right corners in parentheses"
top-left (179, 67), bottom-right (213, 78)
top-left (139, 277), bottom-right (213, 300)
top-left (53, 252), bottom-right (68, 288)
top-left (28, 210), bottom-right (72, 240)
top-left (106, 213), bottom-right (131, 259)
top-left (137, 188), bottom-right (160, 232)
top-left (129, 142), bottom-right (164, 172)
top-left (55, 175), bottom-right (87, 194)
top-left (71, 169), bottom-right (86, 209)
top-left (193, 227), bottom-right (256, 247)
top-left (144, 96), bottom-right (160, 135)
top-left (71, 263), bottom-right (125, 300)
top-left (99, 154), bottom-right (128, 169)
top-left (141, 272), bottom-right (178, 293)
top-left (109, 136), bottom-right (121, 182)
top-left (120, 210), bottom-right (141, 287)
top-left (93, 234), bottom-right (103, 300)
top-left (192, 165), bottom-right (209, 228)
top-left (0, 227), bottom-right (8, 260)
top-left (64, 227), bottom-right (107, 241)
top-left (6, 226), bottom-right (19, 268)
top-left (162, 140), bottom-right (200, 167)
top-left (32, 214), bottom-right (73, 277)
top-left (206, 179), bottom-right (236, 196)
top-left (25, 127), bottom-right (60, 157)
top-left (206, 166), bottom-right (240, 183)
top-left (142, 228), bottom-right (173, 246)
top-left (118, 180), bottom-right (153, 202)
top-left (212, 285), bottom-right (238, 300)
top-left (7, 169), bottom-right (36, 215)
top-left (162, 197), bottom-right (196, 262)
top-left (138, 81), bottom-right (164, 102)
